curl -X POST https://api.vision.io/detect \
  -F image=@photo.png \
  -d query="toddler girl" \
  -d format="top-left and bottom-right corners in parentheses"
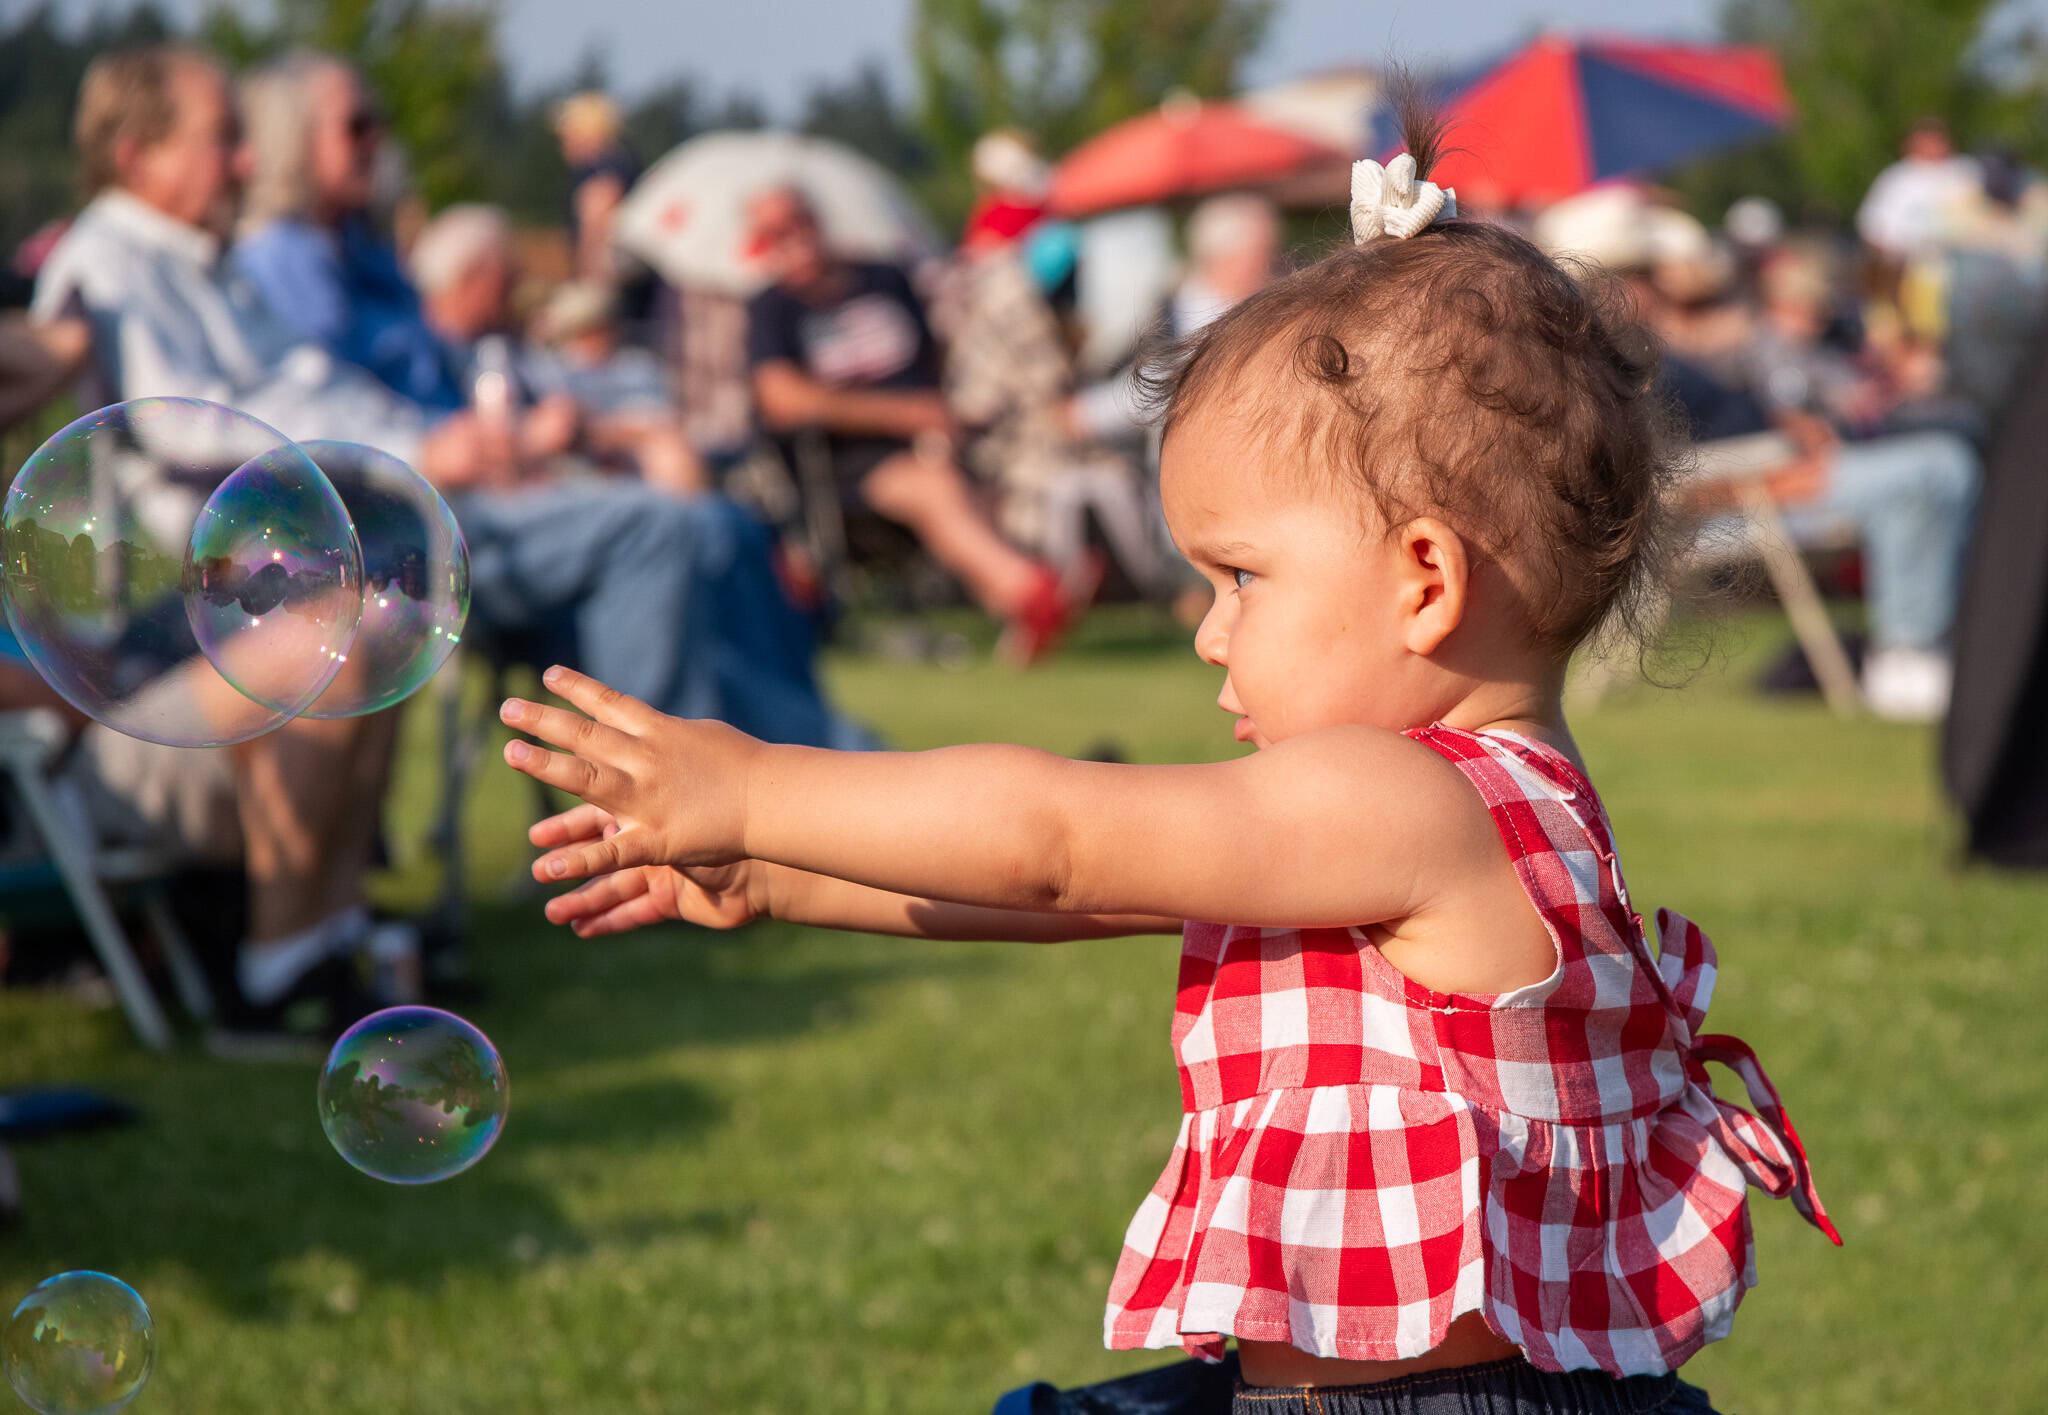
top-left (498, 112), bottom-right (1838, 1415)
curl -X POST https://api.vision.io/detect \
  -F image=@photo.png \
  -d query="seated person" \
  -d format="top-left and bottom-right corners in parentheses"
top-left (526, 278), bottom-right (675, 418)
top-left (947, 217), bottom-right (1168, 598)
top-left (231, 49), bottom-right (460, 411)
top-left (30, 47), bottom-right (423, 1040)
top-left (1553, 195), bottom-right (1980, 723)
top-left (231, 53), bottom-right (702, 496)
top-left (1737, 246), bottom-right (1980, 720)
top-left (742, 185), bottom-right (1082, 662)
top-left (419, 245), bottom-right (702, 498)
top-left (40, 44), bottom-right (865, 757)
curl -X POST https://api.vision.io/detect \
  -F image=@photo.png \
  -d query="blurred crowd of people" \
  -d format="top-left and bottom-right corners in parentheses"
top-left (1525, 119), bottom-right (2044, 720)
top-left (0, 40), bottom-right (2041, 1044)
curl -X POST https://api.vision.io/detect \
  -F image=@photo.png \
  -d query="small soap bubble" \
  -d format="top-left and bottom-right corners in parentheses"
top-left (1, 399), bottom-right (361, 746)
top-left (293, 441), bottom-right (468, 718)
top-left (318, 1006), bottom-right (508, 1184)
top-left (3, 1271), bottom-right (155, 1415)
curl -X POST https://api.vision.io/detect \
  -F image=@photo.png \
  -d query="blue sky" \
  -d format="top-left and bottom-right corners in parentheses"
top-left (39, 0), bottom-right (2048, 115)
top-left (497, 0), bottom-right (1725, 111)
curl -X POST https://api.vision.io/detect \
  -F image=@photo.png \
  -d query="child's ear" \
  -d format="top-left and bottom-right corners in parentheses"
top-left (1394, 516), bottom-right (1469, 655)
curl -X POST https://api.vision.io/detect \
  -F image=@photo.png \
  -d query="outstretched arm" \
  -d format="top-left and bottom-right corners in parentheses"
top-left (502, 667), bottom-right (1493, 931)
top-left (532, 805), bottom-right (1179, 941)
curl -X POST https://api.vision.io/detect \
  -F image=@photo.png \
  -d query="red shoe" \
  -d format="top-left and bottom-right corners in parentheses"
top-left (1000, 552), bottom-right (1102, 666)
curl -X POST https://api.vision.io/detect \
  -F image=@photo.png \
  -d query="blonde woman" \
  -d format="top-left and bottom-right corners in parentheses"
top-left (232, 51), bottom-right (463, 409)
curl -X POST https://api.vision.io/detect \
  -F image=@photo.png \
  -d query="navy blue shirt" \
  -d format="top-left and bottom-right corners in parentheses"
top-left (745, 262), bottom-right (938, 392)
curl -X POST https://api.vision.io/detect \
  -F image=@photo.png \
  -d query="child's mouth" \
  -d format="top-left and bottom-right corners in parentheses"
top-left (1232, 717), bottom-right (1257, 743)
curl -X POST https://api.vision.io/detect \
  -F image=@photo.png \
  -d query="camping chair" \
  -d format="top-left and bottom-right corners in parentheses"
top-left (1571, 432), bottom-right (1862, 714)
top-left (0, 710), bottom-right (210, 1051)
top-left (722, 429), bottom-right (943, 620)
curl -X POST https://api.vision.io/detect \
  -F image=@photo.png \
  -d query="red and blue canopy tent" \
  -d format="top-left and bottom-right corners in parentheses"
top-left (1371, 35), bottom-right (1794, 209)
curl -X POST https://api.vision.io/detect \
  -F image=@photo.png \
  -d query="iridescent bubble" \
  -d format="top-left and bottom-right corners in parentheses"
top-left (3, 1271), bottom-right (154, 1415)
top-left (293, 441), bottom-right (468, 718)
top-left (318, 1006), bottom-right (508, 1184)
top-left (1, 399), bottom-right (363, 746)
top-left (182, 445), bottom-right (363, 717)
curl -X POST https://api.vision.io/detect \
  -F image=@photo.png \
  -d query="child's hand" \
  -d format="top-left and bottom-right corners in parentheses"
top-left (528, 803), bottom-right (760, 936)
top-left (500, 666), bottom-right (762, 879)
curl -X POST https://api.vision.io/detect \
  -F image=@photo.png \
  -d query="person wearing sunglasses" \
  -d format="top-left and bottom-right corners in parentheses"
top-left (230, 50), bottom-right (460, 412)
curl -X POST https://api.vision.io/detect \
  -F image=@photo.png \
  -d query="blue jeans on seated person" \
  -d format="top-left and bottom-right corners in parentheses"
top-left (1778, 428), bottom-right (1979, 653)
top-left (997, 1355), bottom-right (1722, 1415)
top-left (449, 483), bottom-right (872, 748)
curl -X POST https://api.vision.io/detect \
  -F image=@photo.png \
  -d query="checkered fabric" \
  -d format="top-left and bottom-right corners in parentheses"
top-left (1104, 725), bottom-right (1837, 1375)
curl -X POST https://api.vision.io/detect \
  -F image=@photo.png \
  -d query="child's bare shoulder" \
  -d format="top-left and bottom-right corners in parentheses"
top-left (1244, 725), bottom-right (1502, 867)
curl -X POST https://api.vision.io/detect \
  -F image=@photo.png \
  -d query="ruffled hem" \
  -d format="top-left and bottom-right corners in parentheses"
top-left (1103, 1081), bottom-right (1757, 1376)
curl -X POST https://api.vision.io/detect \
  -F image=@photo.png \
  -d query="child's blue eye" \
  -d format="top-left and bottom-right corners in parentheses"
top-left (1232, 567), bottom-right (1254, 590)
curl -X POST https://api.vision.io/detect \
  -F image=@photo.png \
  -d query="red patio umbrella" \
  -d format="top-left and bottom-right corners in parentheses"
top-left (1375, 35), bottom-right (1793, 210)
top-left (1049, 97), bottom-right (1348, 217)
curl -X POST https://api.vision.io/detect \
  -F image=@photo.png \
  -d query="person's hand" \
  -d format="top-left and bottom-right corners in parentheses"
top-left (520, 393), bottom-right (582, 463)
top-left (32, 316), bottom-right (91, 375)
top-left (500, 666), bottom-right (763, 879)
top-left (418, 411), bottom-right (519, 490)
top-left (1778, 408), bottom-right (1839, 459)
top-left (529, 803), bottom-right (760, 935)
top-left (1758, 446), bottom-right (1833, 506)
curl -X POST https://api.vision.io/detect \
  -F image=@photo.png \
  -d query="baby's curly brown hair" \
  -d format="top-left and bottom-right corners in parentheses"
top-left (1146, 98), bottom-right (1683, 657)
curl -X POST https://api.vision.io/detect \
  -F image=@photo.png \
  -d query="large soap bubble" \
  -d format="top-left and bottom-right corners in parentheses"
top-left (182, 444), bottom-right (364, 715)
top-left (318, 1005), bottom-right (508, 1184)
top-left (294, 441), bottom-right (468, 718)
top-left (2, 399), bottom-right (362, 746)
top-left (3, 1271), bottom-right (155, 1415)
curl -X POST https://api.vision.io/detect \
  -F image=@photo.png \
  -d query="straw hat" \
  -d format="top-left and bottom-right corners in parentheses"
top-left (532, 279), bottom-right (618, 345)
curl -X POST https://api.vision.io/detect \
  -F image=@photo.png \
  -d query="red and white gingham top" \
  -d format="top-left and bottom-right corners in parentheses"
top-left (1103, 724), bottom-right (1837, 1375)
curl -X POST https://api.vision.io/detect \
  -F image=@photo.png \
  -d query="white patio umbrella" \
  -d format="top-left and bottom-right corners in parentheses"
top-left (614, 130), bottom-right (941, 296)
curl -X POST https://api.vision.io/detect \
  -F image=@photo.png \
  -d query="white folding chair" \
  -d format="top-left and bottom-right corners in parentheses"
top-left (1572, 433), bottom-right (1862, 714)
top-left (0, 710), bottom-right (211, 1050)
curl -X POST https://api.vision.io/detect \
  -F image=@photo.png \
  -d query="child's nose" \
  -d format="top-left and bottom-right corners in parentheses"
top-left (1193, 605), bottom-right (1228, 666)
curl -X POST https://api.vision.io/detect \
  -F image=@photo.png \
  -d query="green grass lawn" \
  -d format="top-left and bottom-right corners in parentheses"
top-left (3, 608), bottom-right (2044, 1414)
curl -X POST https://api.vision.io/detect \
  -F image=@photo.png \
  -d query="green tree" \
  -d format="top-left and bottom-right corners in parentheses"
top-left (801, 61), bottom-right (927, 179)
top-left (0, 3), bottom-right (180, 253)
top-left (1672, 0), bottom-right (2048, 224)
top-left (201, 0), bottom-right (506, 210)
top-left (911, 0), bottom-right (1275, 228)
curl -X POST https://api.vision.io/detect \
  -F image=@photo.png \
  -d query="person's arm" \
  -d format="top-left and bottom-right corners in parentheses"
top-left (502, 667), bottom-right (1496, 932)
top-left (0, 316), bottom-right (88, 431)
top-left (530, 803), bottom-right (1177, 940)
top-left (572, 171), bottom-right (627, 282)
top-left (233, 226), bottom-right (348, 348)
top-left (751, 358), bottom-right (951, 441)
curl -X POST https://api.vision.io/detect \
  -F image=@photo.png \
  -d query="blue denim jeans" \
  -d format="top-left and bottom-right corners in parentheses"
top-left (1779, 428), bottom-right (1980, 652)
top-left (449, 483), bottom-right (870, 748)
top-left (997, 1357), bottom-right (1722, 1415)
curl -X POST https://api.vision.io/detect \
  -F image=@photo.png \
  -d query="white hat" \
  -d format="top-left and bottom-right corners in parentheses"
top-left (1532, 186), bottom-right (1653, 271)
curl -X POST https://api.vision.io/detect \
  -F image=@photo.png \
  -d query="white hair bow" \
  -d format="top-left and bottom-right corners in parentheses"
top-left (1350, 153), bottom-right (1457, 243)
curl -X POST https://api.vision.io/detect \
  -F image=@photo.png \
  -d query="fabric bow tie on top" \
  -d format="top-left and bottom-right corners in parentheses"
top-left (1350, 152), bottom-right (1457, 243)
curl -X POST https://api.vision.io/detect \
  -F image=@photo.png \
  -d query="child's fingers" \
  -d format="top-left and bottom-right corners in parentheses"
top-left (544, 871), bottom-right (670, 938)
top-left (503, 739), bottom-right (623, 805)
top-left (542, 870), bottom-right (648, 925)
top-left (531, 829), bottom-right (651, 885)
top-left (537, 665), bottom-right (659, 732)
top-left (529, 802), bottom-right (614, 849)
top-left (569, 895), bottom-right (673, 938)
top-left (500, 696), bottom-right (636, 760)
